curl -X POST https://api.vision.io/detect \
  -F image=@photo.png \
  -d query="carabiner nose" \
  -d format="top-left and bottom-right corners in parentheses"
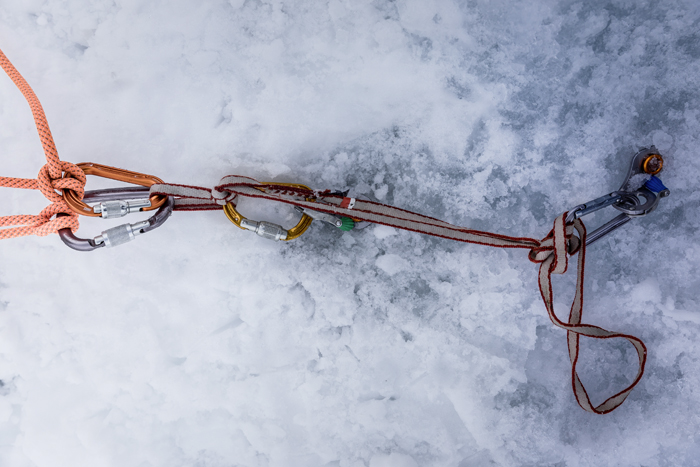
top-left (58, 187), bottom-right (174, 251)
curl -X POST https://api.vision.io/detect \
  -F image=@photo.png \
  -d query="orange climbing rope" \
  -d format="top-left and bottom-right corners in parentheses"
top-left (0, 47), bottom-right (86, 239)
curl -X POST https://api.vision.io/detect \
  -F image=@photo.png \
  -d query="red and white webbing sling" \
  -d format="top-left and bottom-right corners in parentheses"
top-left (151, 175), bottom-right (648, 414)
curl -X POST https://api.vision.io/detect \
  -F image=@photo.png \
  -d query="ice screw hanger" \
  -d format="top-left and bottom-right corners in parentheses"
top-left (565, 147), bottom-right (670, 245)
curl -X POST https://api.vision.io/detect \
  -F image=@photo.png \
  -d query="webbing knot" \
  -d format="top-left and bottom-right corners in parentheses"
top-left (528, 212), bottom-right (581, 274)
top-left (211, 185), bottom-right (235, 205)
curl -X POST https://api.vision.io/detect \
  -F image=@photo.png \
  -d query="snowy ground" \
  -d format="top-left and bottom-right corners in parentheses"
top-left (1, 0), bottom-right (699, 466)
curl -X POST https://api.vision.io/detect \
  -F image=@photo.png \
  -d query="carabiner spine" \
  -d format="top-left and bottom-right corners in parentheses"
top-left (585, 213), bottom-right (631, 246)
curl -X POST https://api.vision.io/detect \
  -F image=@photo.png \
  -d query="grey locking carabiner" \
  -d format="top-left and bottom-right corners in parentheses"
top-left (566, 146), bottom-right (670, 246)
top-left (58, 187), bottom-right (174, 251)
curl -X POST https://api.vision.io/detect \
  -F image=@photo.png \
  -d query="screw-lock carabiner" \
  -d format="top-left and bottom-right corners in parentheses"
top-left (62, 162), bottom-right (169, 217)
top-left (58, 187), bottom-right (174, 251)
top-left (566, 146), bottom-right (670, 246)
top-left (223, 183), bottom-right (314, 241)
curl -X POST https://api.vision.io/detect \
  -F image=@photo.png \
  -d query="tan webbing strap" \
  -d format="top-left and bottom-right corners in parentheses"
top-left (533, 215), bottom-right (647, 414)
top-left (152, 179), bottom-right (542, 249)
top-left (150, 179), bottom-right (647, 413)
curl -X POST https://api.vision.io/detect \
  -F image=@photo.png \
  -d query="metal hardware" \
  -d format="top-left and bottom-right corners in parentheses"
top-left (62, 162), bottom-right (168, 217)
top-left (566, 192), bottom-right (624, 221)
top-left (618, 147), bottom-right (666, 192)
top-left (239, 219), bottom-right (289, 241)
top-left (295, 207), bottom-right (344, 228)
top-left (93, 198), bottom-right (152, 218)
top-left (565, 147), bottom-right (669, 246)
top-left (58, 187), bottom-right (174, 251)
top-left (94, 220), bottom-right (150, 247)
top-left (223, 182), bottom-right (314, 241)
top-left (642, 154), bottom-right (663, 175)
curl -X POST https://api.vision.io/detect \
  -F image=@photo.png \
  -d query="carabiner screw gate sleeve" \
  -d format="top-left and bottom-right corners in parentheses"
top-left (93, 199), bottom-right (152, 218)
top-left (239, 219), bottom-right (288, 241)
top-left (94, 220), bottom-right (150, 247)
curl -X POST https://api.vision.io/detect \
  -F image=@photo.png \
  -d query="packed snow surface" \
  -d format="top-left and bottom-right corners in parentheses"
top-left (1, 1), bottom-right (699, 466)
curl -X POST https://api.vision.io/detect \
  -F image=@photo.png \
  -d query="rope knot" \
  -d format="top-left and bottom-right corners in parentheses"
top-left (528, 212), bottom-right (581, 274)
top-left (30, 161), bottom-right (87, 235)
top-left (36, 160), bottom-right (86, 204)
top-left (0, 47), bottom-right (86, 238)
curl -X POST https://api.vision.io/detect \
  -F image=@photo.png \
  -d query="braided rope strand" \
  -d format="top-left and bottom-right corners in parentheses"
top-left (0, 47), bottom-right (86, 239)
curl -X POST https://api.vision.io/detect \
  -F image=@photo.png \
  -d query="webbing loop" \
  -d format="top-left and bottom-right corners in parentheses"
top-left (532, 215), bottom-right (646, 414)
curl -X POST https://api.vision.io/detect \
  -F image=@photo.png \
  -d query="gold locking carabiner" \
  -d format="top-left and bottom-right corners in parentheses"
top-left (223, 183), bottom-right (314, 241)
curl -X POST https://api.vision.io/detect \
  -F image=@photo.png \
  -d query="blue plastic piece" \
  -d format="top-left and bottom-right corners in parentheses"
top-left (644, 175), bottom-right (668, 193)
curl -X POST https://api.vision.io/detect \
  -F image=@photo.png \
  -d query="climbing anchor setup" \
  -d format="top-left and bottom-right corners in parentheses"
top-left (565, 148), bottom-right (669, 246)
top-left (0, 48), bottom-right (672, 414)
